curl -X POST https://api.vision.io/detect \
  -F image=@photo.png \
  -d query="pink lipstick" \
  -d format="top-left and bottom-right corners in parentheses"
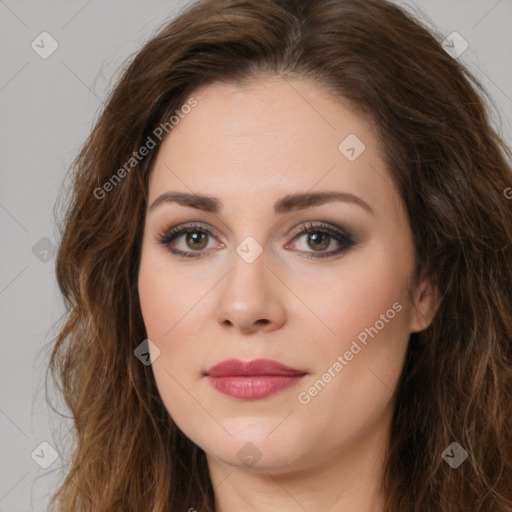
top-left (204, 358), bottom-right (307, 400)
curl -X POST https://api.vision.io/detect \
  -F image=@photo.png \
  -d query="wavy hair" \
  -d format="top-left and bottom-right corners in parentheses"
top-left (46, 0), bottom-right (512, 510)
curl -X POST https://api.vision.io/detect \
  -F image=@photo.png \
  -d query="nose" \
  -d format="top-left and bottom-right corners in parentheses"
top-left (216, 248), bottom-right (286, 334)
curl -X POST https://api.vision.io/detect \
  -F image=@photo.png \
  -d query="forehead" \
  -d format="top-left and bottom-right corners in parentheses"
top-left (147, 77), bottom-right (399, 218)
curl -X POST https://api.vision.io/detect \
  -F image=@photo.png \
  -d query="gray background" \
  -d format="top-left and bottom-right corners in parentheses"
top-left (0, 1), bottom-right (511, 510)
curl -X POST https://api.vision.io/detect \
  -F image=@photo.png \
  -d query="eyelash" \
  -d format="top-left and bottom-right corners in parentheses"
top-left (156, 221), bottom-right (355, 260)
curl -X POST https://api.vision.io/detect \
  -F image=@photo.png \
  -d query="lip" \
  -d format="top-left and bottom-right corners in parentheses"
top-left (204, 359), bottom-right (307, 400)
top-left (205, 358), bottom-right (306, 377)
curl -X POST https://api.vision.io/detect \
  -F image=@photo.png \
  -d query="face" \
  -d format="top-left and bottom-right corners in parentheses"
top-left (137, 77), bottom-right (438, 475)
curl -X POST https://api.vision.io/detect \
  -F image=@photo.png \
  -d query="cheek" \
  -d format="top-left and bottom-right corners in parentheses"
top-left (138, 264), bottom-right (168, 338)
top-left (137, 247), bottom-right (196, 338)
top-left (292, 254), bottom-right (411, 449)
top-left (296, 247), bottom-right (412, 359)
top-left (137, 249), bottom-right (206, 424)
top-left (137, 247), bottom-right (210, 381)
top-left (296, 256), bottom-right (410, 405)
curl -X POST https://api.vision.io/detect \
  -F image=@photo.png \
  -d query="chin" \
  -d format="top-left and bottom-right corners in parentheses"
top-left (197, 428), bottom-right (310, 473)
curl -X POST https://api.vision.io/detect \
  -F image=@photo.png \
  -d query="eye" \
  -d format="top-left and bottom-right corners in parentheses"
top-left (286, 221), bottom-right (355, 259)
top-left (156, 222), bottom-right (223, 259)
top-left (156, 221), bottom-right (355, 259)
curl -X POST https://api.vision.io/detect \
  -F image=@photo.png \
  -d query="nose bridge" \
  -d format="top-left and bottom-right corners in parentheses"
top-left (216, 238), bottom-right (284, 332)
top-left (226, 238), bottom-right (270, 302)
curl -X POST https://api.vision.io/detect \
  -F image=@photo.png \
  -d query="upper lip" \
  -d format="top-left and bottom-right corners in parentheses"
top-left (205, 358), bottom-right (306, 377)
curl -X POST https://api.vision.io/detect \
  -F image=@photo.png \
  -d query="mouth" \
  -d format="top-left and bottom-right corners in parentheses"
top-left (204, 358), bottom-right (307, 400)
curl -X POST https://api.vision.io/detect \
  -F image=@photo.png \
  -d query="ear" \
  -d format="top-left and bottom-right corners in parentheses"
top-left (409, 276), bottom-right (441, 333)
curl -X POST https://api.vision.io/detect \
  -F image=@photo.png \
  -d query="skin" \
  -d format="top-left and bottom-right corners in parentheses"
top-left (137, 76), bottom-right (440, 512)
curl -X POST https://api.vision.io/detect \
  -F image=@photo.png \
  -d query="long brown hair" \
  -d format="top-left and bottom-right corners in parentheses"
top-left (46, 0), bottom-right (512, 510)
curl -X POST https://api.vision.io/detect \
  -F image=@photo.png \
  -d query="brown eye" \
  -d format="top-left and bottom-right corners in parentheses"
top-left (157, 223), bottom-right (220, 259)
top-left (287, 222), bottom-right (355, 259)
top-left (184, 231), bottom-right (209, 250)
top-left (305, 231), bottom-right (331, 251)
top-left (158, 221), bottom-right (355, 260)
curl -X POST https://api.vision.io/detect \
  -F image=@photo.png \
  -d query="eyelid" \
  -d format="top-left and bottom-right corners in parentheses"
top-left (158, 221), bottom-right (223, 242)
top-left (288, 220), bottom-right (354, 242)
top-left (158, 219), bottom-right (353, 240)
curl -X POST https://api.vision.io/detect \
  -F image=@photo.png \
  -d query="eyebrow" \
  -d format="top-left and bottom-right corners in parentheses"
top-left (149, 190), bottom-right (374, 215)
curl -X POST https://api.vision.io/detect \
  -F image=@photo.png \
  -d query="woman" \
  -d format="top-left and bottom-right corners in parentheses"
top-left (47, 0), bottom-right (512, 510)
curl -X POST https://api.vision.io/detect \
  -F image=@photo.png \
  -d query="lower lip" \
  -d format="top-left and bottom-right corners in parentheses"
top-left (206, 375), bottom-right (306, 400)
